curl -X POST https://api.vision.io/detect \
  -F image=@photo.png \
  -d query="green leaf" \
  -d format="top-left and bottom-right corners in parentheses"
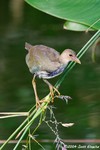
top-left (25, 0), bottom-right (100, 30)
top-left (64, 21), bottom-right (94, 31)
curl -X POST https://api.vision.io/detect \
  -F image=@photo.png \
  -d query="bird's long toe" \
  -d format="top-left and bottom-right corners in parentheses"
top-left (36, 100), bottom-right (41, 109)
top-left (53, 86), bottom-right (60, 96)
top-left (55, 95), bottom-right (72, 104)
top-left (50, 86), bottom-right (60, 102)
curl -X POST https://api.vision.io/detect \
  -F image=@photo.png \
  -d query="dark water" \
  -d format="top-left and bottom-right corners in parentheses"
top-left (0, 0), bottom-right (100, 150)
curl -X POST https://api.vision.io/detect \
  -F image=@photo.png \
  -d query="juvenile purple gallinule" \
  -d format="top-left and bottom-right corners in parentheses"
top-left (25, 42), bottom-right (81, 107)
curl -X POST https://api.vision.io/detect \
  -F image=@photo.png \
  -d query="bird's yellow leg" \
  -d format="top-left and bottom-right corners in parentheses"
top-left (43, 79), bottom-right (60, 102)
top-left (32, 76), bottom-right (49, 108)
top-left (52, 86), bottom-right (60, 96)
top-left (32, 76), bottom-right (41, 108)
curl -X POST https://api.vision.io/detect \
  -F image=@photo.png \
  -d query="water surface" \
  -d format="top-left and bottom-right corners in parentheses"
top-left (0, 1), bottom-right (100, 149)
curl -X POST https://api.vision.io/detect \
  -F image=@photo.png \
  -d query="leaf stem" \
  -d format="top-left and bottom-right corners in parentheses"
top-left (56, 30), bottom-right (100, 88)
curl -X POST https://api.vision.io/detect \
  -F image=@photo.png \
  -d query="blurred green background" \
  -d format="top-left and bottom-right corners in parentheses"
top-left (0, 0), bottom-right (100, 149)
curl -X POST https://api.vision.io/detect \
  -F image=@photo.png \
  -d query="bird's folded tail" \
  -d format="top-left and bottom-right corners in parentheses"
top-left (25, 42), bottom-right (33, 51)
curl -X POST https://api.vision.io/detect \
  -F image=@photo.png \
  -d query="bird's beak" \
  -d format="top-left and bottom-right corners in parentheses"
top-left (74, 57), bottom-right (81, 64)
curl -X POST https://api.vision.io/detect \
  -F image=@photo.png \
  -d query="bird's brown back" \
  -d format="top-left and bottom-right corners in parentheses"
top-left (25, 44), bottom-right (61, 74)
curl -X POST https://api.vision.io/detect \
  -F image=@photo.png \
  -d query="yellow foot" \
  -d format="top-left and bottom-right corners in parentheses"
top-left (36, 99), bottom-right (49, 109)
top-left (50, 86), bottom-right (60, 103)
top-left (53, 86), bottom-right (60, 96)
top-left (43, 79), bottom-right (60, 103)
top-left (36, 101), bottom-right (41, 109)
top-left (39, 99), bottom-right (49, 103)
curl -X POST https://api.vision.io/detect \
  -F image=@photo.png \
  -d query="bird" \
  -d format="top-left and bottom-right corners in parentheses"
top-left (25, 42), bottom-right (81, 107)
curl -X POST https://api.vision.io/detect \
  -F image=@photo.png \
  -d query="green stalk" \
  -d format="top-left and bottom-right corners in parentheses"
top-left (13, 103), bottom-right (48, 149)
top-left (0, 106), bottom-right (36, 150)
top-left (15, 98), bottom-right (49, 139)
top-left (56, 30), bottom-right (100, 88)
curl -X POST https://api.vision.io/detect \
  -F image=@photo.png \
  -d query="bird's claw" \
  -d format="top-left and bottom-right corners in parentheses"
top-left (49, 86), bottom-right (60, 103)
top-left (36, 101), bottom-right (41, 109)
top-left (36, 99), bottom-right (49, 109)
top-left (55, 95), bottom-right (72, 104)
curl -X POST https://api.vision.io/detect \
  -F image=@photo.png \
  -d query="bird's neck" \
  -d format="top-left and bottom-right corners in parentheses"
top-left (59, 57), bottom-right (70, 65)
top-left (59, 52), bottom-right (71, 65)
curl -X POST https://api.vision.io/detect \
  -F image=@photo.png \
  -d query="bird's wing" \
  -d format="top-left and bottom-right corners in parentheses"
top-left (34, 45), bottom-right (61, 72)
top-left (34, 45), bottom-right (60, 60)
top-left (26, 44), bottom-right (61, 73)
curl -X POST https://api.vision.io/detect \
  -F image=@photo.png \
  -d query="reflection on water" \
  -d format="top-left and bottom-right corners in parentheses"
top-left (0, 0), bottom-right (100, 149)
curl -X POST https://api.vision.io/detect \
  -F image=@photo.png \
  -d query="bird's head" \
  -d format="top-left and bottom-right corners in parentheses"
top-left (59, 49), bottom-right (81, 65)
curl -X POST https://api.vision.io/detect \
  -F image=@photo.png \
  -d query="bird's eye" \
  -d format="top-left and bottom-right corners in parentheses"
top-left (69, 54), bottom-right (73, 57)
